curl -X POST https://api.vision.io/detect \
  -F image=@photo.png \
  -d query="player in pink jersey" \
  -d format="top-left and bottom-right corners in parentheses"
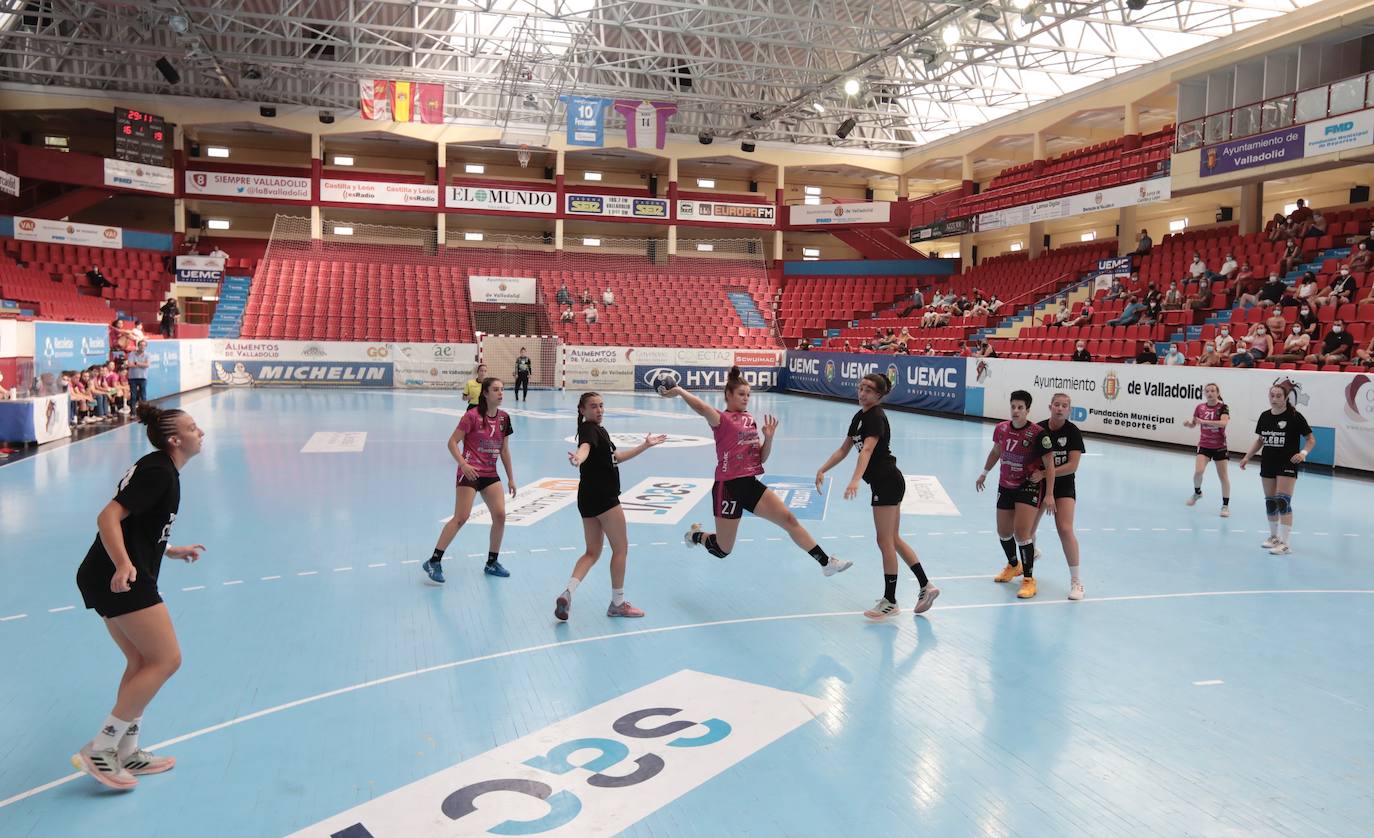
top-left (975, 389), bottom-right (1056, 599)
top-left (422, 377), bottom-right (517, 584)
top-left (1182, 382), bottom-right (1232, 517)
top-left (661, 366), bottom-right (852, 577)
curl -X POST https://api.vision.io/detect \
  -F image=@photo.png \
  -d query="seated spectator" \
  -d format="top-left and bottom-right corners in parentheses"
top-left (1143, 282), bottom-right (1162, 308)
top-left (1294, 271), bottom-right (1319, 304)
top-left (1213, 325), bottom-right (1237, 356)
top-left (556, 282), bottom-right (573, 305)
top-left (796, 339), bottom-right (811, 351)
top-left (69, 372), bottom-right (93, 423)
top-left (1066, 302), bottom-right (1094, 328)
top-left (1071, 341), bottom-right (1092, 362)
top-left (208, 245), bottom-right (229, 259)
top-left (1134, 229), bottom-right (1153, 256)
top-left (977, 340), bottom-right (997, 358)
top-left (1107, 296), bottom-right (1145, 326)
top-left (1187, 253), bottom-right (1212, 282)
top-left (1287, 198), bottom-right (1314, 237)
top-left (1233, 261), bottom-right (1260, 297)
top-left (1139, 297), bottom-right (1163, 326)
top-left (1239, 273), bottom-right (1286, 308)
top-left (1135, 340), bottom-right (1158, 364)
top-left (1354, 223), bottom-right (1374, 253)
top-left (1195, 340), bottom-right (1222, 367)
top-left (923, 342), bottom-right (937, 356)
top-left (1217, 253), bottom-right (1239, 280)
top-left (987, 295), bottom-right (1003, 314)
top-left (1104, 278), bottom-right (1126, 301)
top-left (1164, 342), bottom-right (1187, 365)
top-left (1305, 210), bottom-right (1328, 239)
top-left (580, 289), bottom-right (592, 305)
top-left (1295, 303), bottom-right (1320, 339)
top-left (1052, 306), bottom-right (1072, 327)
top-left (1279, 238), bottom-right (1306, 275)
top-left (1315, 267), bottom-right (1357, 307)
top-left (560, 304), bottom-right (575, 323)
top-left (583, 302), bottom-right (598, 324)
top-left (842, 340), bottom-right (853, 352)
top-left (1353, 334), bottom-right (1374, 367)
top-left (894, 340), bottom-right (910, 355)
top-left (1162, 281), bottom-right (1185, 311)
top-left (1360, 283), bottom-right (1374, 306)
top-left (1266, 212), bottom-right (1289, 242)
top-left (898, 287), bottom-right (926, 318)
top-left (1264, 306), bottom-right (1287, 337)
top-left (602, 287), bottom-right (615, 307)
top-left (1306, 319), bottom-right (1355, 365)
top-left (1350, 242), bottom-right (1374, 273)
top-left (967, 299), bottom-right (990, 318)
top-left (896, 326), bottom-right (913, 351)
top-left (86, 264), bottom-right (114, 290)
top-left (1185, 279), bottom-right (1212, 312)
top-left (1270, 326), bottom-right (1313, 364)
top-left (1230, 327), bottom-right (1273, 367)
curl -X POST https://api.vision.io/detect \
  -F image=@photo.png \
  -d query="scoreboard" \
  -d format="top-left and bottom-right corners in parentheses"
top-left (113, 108), bottom-right (169, 166)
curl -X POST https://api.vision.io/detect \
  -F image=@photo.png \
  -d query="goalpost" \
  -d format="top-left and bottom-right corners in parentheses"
top-left (478, 333), bottom-right (561, 390)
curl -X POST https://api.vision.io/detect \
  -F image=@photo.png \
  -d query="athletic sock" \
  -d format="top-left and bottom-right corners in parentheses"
top-left (883, 574), bottom-right (898, 603)
top-left (1277, 523), bottom-right (1292, 543)
top-left (1017, 541), bottom-right (1035, 578)
top-left (1222, 497), bottom-right (1230, 506)
top-left (807, 545), bottom-right (830, 567)
top-left (1193, 486), bottom-right (1203, 496)
top-left (909, 562), bottom-right (929, 588)
top-left (486, 551), bottom-right (499, 565)
top-left (691, 531), bottom-right (705, 545)
top-left (565, 577), bottom-right (581, 596)
top-left (999, 536), bottom-right (1019, 565)
top-left (1069, 565), bottom-right (1081, 583)
top-left (611, 588), bottom-right (625, 607)
top-left (430, 548), bottom-right (444, 564)
top-left (1268, 518), bottom-right (1279, 538)
top-left (117, 717), bottom-right (142, 761)
top-left (92, 715), bottom-right (130, 752)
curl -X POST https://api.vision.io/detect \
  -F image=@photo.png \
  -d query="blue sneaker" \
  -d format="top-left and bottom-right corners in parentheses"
top-left (422, 559), bottom-right (445, 585)
top-left (485, 560), bottom-right (510, 578)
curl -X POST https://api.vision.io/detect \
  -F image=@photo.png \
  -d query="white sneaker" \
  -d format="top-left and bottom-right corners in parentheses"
top-left (1260, 536), bottom-right (1280, 549)
top-left (1186, 493), bottom-right (1201, 506)
top-left (914, 585), bottom-right (940, 614)
top-left (1219, 506), bottom-right (1231, 518)
top-left (822, 557), bottom-right (853, 577)
top-left (1269, 542), bottom-right (1292, 555)
top-left (683, 523), bottom-right (702, 548)
top-left (864, 598), bottom-right (898, 619)
top-left (1068, 580), bottom-right (1085, 601)
top-left (72, 743), bottom-right (137, 790)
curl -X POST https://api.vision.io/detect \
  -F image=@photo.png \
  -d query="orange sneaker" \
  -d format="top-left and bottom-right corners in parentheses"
top-left (1017, 577), bottom-right (1037, 599)
top-left (994, 564), bottom-right (1021, 583)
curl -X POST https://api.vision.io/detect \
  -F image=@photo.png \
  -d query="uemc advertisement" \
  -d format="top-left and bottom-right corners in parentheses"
top-left (784, 352), bottom-right (965, 413)
top-left (634, 364), bottom-right (780, 392)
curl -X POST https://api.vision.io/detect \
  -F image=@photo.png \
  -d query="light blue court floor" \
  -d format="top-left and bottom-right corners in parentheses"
top-left (3, 387), bottom-right (1373, 837)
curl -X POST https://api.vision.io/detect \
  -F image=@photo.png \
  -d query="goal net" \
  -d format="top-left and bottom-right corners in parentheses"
top-left (478, 333), bottom-right (560, 390)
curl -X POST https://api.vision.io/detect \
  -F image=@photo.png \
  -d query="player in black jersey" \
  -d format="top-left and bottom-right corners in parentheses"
top-left (816, 373), bottom-right (938, 618)
top-left (513, 348), bottom-right (532, 401)
top-left (1240, 380), bottom-right (1315, 555)
top-left (556, 392), bottom-right (666, 621)
top-left (1029, 393), bottom-right (1086, 600)
top-left (72, 404), bottom-right (206, 791)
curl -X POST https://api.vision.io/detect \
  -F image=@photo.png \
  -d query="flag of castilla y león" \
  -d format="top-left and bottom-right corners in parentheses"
top-left (359, 80), bottom-right (445, 124)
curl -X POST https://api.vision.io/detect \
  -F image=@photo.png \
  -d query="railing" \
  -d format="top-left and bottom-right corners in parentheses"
top-left (1177, 71), bottom-right (1374, 152)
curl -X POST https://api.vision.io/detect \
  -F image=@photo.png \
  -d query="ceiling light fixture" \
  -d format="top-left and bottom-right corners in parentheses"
top-left (942, 24), bottom-right (961, 46)
top-left (843, 78), bottom-right (861, 96)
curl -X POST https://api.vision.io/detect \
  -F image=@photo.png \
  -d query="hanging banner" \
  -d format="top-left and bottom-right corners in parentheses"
top-left (1304, 108), bottom-right (1374, 158)
top-left (560, 95), bottom-right (610, 147)
top-left (185, 170), bottom-right (312, 201)
top-left (788, 201), bottom-right (891, 226)
top-left (175, 255), bottom-right (226, 284)
top-left (978, 176), bottom-right (1173, 231)
top-left (467, 275), bottom-right (537, 305)
top-left (320, 179), bottom-right (439, 207)
top-left (103, 158), bottom-right (175, 194)
top-left (566, 193), bottom-right (669, 219)
top-left (14, 216), bottom-right (122, 249)
top-left (676, 200), bottom-right (776, 226)
top-left (612, 99), bottom-right (678, 150)
top-left (0, 168), bottom-right (20, 197)
top-left (445, 185), bottom-right (557, 214)
top-left (909, 217), bottom-right (972, 242)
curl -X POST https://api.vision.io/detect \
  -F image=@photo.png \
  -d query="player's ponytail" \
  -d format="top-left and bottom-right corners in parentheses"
top-left (576, 391), bottom-right (599, 430)
top-left (136, 403), bottom-right (185, 451)
top-left (724, 365), bottom-right (747, 397)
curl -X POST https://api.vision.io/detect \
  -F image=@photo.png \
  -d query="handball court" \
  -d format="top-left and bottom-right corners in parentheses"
top-left (1, 386), bottom-right (1371, 837)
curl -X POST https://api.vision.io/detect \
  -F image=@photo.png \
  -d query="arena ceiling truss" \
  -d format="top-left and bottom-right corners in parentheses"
top-left (0, 0), bottom-right (1322, 150)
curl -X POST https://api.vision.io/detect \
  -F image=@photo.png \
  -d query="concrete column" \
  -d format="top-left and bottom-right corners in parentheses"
top-left (1028, 221), bottom-right (1046, 259)
top-left (555, 218), bottom-right (564, 251)
top-left (1119, 205), bottom-right (1139, 257)
top-left (1240, 182), bottom-right (1264, 236)
top-left (310, 133), bottom-right (322, 239)
top-left (436, 136), bottom-right (448, 249)
top-left (667, 225), bottom-right (677, 256)
top-left (436, 213), bottom-right (446, 246)
top-left (555, 149), bottom-right (566, 177)
top-left (773, 230), bottom-right (784, 262)
top-left (897, 173), bottom-right (909, 200)
top-left (172, 126), bottom-right (186, 238)
top-left (959, 233), bottom-right (974, 270)
top-left (311, 206), bottom-right (322, 240)
top-left (1124, 103), bottom-right (1140, 137)
top-left (1032, 132), bottom-right (1047, 161)
top-left (961, 154), bottom-right (975, 195)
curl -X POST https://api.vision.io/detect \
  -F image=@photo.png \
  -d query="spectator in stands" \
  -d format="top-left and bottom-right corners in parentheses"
top-left (1052, 306), bottom-right (1071, 327)
top-left (1217, 253), bottom-right (1239, 280)
top-left (842, 340), bottom-right (853, 352)
top-left (1230, 325), bottom-right (1272, 367)
top-left (583, 301), bottom-right (599, 324)
top-left (1296, 303), bottom-right (1320, 340)
top-left (1294, 271), bottom-right (1319, 305)
top-left (1187, 253), bottom-right (1213, 282)
top-left (1270, 325), bottom-right (1313, 365)
top-left (1162, 281), bottom-right (1185, 311)
top-left (987, 294), bottom-right (1003, 314)
top-left (1195, 341), bottom-right (1221, 367)
top-left (898, 287), bottom-right (926, 318)
top-left (1071, 341), bottom-right (1092, 362)
top-left (1315, 267), bottom-right (1357, 308)
top-left (1350, 242), bottom-right (1374, 273)
top-left (602, 286), bottom-right (615, 307)
top-left (86, 264), bottom-right (114, 290)
top-left (1361, 283), bottom-right (1374, 306)
top-left (560, 304), bottom-right (575, 323)
top-left (86, 366), bottom-right (111, 421)
top-left (1134, 229), bottom-right (1153, 256)
top-left (1306, 319), bottom-right (1355, 365)
top-left (126, 340), bottom-right (149, 407)
top-left (1353, 334), bottom-right (1374, 367)
top-left (1135, 340), bottom-right (1158, 364)
top-left (976, 340), bottom-right (997, 358)
top-left (1165, 342), bottom-right (1187, 365)
top-left (894, 338), bottom-right (910, 355)
top-left (796, 339), bottom-right (811, 351)
top-left (159, 297), bottom-right (180, 339)
top-left (1355, 223), bottom-right (1374, 253)
top-left (1104, 278), bottom-right (1126, 301)
top-left (1185, 279), bottom-right (1212, 313)
top-left (1279, 237), bottom-right (1306, 275)
top-left (208, 244), bottom-right (229, 259)
top-left (1264, 306), bottom-right (1287, 338)
top-left (1065, 301), bottom-right (1094, 328)
top-left (1214, 325), bottom-right (1237, 356)
top-left (1107, 295), bottom-right (1145, 326)
top-left (1238, 273), bottom-right (1286, 309)
top-left (1233, 260), bottom-right (1260, 297)
top-left (896, 327), bottom-right (912, 351)
top-left (556, 282), bottom-right (573, 305)
top-left (1143, 282), bottom-right (1162, 308)
top-left (1266, 212), bottom-right (1289, 242)
top-left (967, 298), bottom-right (990, 319)
top-left (924, 342), bottom-right (936, 356)
top-left (1287, 199), bottom-right (1314, 236)
top-left (580, 289), bottom-right (592, 306)
top-left (1305, 210), bottom-right (1328, 240)
top-left (1139, 296), bottom-right (1163, 326)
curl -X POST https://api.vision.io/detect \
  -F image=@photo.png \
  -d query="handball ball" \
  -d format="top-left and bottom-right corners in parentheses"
top-left (654, 374), bottom-right (677, 395)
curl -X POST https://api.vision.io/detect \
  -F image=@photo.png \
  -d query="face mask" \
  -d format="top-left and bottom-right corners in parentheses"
top-left (1292, 327), bottom-right (1302, 334)
top-left (1220, 329), bottom-right (1229, 336)
top-left (1273, 310), bottom-right (1282, 317)
top-left (1076, 345), bottom-right (1084, 351)
top-left (1301, 308), bottom-right (1310, 315)
top-left (1341, 270), bottom-right (1350, 276)
top-left (1333, 325), bottom-right (1344, 333)
top-left (1205, 344), bottom-right (1215, 352)
top-left (1257, 329), bottom-right (1266, 335)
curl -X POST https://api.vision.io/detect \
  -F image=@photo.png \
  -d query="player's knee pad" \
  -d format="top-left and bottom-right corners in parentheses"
top-left (1275, 493), bottom-right (1292, 515)
top-left (704, 534), bottom-right (730, 559)
top-left (1264, 496), bottom-right (1279, 516)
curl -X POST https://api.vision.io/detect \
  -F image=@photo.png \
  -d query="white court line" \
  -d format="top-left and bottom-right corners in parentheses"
top-left (1314, 532), bottom-right (1329, 536)
top-left (0, 614), bottom-right (26, 622)
top-left (848, 534), bottom-right (865, 539)
top-left (47, 606), bottom-right (74, 614)
top-left (181, 586), bottom-right (205, 592)
top-left (1100, 527), bottom-right (1117, 532)
top-left (297, 571), bottom-right (318, 577)
top-left (651, 542), bottom-right (668, 546)
top-left (333, 567), bottom-right (352, 573)
top-left (368, 563), bottom-right (387, 568)
top-left (1193, 680), bottom-right (1225, 686)
top-left (3, 588), bottom-right (1372, 811)
top-left (1127, 527), bottom-right (1142, 532)
top-left (222, 580), bottom-right (244, 586)
top-left (737, 538), bottom-right (753, 543)
top-left (400, 560), bottom-right (419, 564)
top-left (560, 546), bottom-right (577, 551)
top-left (767, 537), bottom-right (782, 541)
top-left (1345, 534), bottom-right (1360, 537)
top-left (261, 575), bottom-right (281, 581)
top-left (529, 549), bottom-right (548, 553)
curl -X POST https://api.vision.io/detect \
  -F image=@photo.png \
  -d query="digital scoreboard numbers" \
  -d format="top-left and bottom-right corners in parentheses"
top-left (113, 108), bottom-right (169, 166)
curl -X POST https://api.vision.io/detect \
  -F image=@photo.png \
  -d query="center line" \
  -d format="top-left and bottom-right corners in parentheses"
top-left (767, 537), bottom-right (783, 541)
top-left (297, 571), bottom-right (318, 577)
top-left (261, 575), bottom-right (281, 581)
top-left (560, 546), bottom-right (577, 551)
top-left (1192, 680), bottom-right (1225, 687)
top-left (222, 580), bottom-right (244, 586)
top-left (47, 606), bottom-right (75, 613)
top-left (529, 549), bottom-right (548, 553)
top-left (367, 563), bottom-right (386, 568)
top-left (181, 586), bottom-right (205, 592)
top-left (400, 560), bottom-right (419, 564)
top-left (651, 542), bottom-right (667, 546)
top-left (1127, 527), bottom-right (1142, 532)
top-left (0, 614), bottom-right (27, 622)
top-left (333, 567), bottom-right (352, 573)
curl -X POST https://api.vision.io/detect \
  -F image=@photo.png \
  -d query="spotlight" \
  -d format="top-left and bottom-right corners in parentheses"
top-left (1011, 0), bottom-right (1032, 7)
top-left (741, 140), bottom-right (756, 153)
top-left (836, 118), bottom-right (856, 139)
top-left (1126, 0), bottom-right (1147, 8)
top-left (1022, 3), bottom-right (1044, 24)
top-left (167, 14), bottom-right (189, 34)
top-left (698, 131), bottom-right (714, 145)
top-left (843, 78), bottom-right (861, 96)
top-left (942, 24), bottom-right (960, 46)
top-left (975, 3), bottom-right (1000, 22)
top-left (811, 101), bottom-right (826, 114)
top-left (154, 56), bottom-right (180, 85)
top-left (259, 105), bottom-right (276, 118)
top-left (318, 110), bottom-right (334, 124)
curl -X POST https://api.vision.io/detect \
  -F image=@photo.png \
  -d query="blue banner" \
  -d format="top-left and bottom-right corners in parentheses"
top-left (783, 351), bottom-right (966, 414)
top-left (213, 360), bottom-right (393, 387)
top-left (142, 340), bottom-right (183, 400)
top-left (561, 95), bottom-right (610, 147)
top-left (34, 321), bottom-right (109, 379)
top-left (633, 364), bottom-right (780, 392)
top-left (762, 475), bottom-right (830, 521)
